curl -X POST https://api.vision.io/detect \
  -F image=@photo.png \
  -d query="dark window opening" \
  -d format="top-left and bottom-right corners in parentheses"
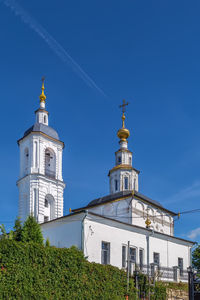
top-left (115, 180), bottom-right (118, 191)
top-left (139, 249), bottom-right (144, 270)
top-left (45, 199), bottom-right (48, 208)
top-left (153, 252), bottom-right (160, 266)
top-left (124, 177), bottom-right (128, 190)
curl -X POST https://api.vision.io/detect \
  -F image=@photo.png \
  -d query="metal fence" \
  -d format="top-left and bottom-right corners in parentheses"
top-left (130, 263), bottom-right (188, 282)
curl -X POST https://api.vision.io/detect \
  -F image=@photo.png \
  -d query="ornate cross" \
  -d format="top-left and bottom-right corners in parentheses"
top-left (119, 99), bottom-right (129, 114)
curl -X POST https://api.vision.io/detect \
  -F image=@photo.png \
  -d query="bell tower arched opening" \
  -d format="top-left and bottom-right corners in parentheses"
top-left (45, 148), bottom-right (56, 179)
top-left (44, 194), bottom-right (55, 222)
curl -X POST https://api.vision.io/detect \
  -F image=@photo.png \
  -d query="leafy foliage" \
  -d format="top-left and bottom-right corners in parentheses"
top-left (0, 224), bottom-right (8, 239)
top-left (13, 217), bottom-right (23, 241)
top-left (21, 216), bottom-right (43, 244)
top-left (45, 238), bottom-right (50, 247)
top-left (193, 244), bottom-right (200, 270)
top-left (0, 241), bottom-right (137, 299)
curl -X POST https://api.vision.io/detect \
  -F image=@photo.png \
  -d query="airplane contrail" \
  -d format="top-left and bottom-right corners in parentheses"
top-left (2, 0), bottom-right (107, 98)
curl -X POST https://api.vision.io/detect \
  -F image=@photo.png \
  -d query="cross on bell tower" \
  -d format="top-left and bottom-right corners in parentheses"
top-left (119, 99), bottom-right (129, 114)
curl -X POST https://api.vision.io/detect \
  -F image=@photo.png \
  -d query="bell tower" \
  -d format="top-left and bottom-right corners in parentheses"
top-left (17, 79), bottom-right (65, 223)
top-left (108, 100), bottom-right (139, 194)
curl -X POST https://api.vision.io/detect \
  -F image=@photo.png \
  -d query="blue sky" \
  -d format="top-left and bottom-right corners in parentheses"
top-left (0, 0), bottom-right (200, 242)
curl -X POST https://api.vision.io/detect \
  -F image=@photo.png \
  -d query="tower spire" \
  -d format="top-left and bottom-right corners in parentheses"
top-left (39, 77), bottom-right (46, 108)
top-left (117, 99), bottom-right (130, 143)
top-left (108, 99), bottom-right (139, 194)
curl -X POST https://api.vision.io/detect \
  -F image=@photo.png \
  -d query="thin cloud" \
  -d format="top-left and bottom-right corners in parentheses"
top-left (187, 227), bottom-right (200, 240)
top-left (2, 0), bottom-right (107, 98)
top-left (162, 180), bottom-right (200, 205)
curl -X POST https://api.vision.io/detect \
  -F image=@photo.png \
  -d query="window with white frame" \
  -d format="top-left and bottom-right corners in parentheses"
top-left (122, 245), bottom-right (126, 268)
top-left (153, 252), bottom-right (160, 266)
top-left (122, 245), bottom-right (137, 270)
top-left (101, 241), bottom-right (110, 265)
top-left (130, 247), bottom-right (136, 263)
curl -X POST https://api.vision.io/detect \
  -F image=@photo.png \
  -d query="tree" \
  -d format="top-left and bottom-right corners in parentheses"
top-left (0, 224), bottom-right (8, 239)
top-left (193, 244), bottom-right (200, 270)
top-left (45, 238), bottom-right (50, 247)
top-left (21, 215), bottom-right (43, 244)
top-left (13, 217), bottom-right (23, 241)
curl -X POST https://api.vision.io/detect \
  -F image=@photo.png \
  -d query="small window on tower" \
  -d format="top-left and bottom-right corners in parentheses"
top-left (118, 156), bottom-right (121, 164)
top-left (124, 177), bottom-right (128, 190)
top-left (115, 180), bottom-right (118, 191)
top-left (24, 148), bottom-right (29, 174)
top-left (129, 157), bottom-right (132, 165)
top-left (44, 115), bottom-right (47, 123)
top-left (45, 199), bottom-right (48, 208)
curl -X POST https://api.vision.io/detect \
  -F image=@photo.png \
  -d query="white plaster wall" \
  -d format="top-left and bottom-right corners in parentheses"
top-left (18, 174), bottom-right (65, 223)
top-left (88, 197), bottom-right (174, 235)
top-left (41, 215), bottom-right (83, 248)
top-left (83, 216), bottom-right (191, 278)
top-left (88, 197), bottom-right (132, 224)
top-left (132, 198), bottom-right (173, 236)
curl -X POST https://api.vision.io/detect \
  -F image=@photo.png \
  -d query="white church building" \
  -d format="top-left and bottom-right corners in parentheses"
top-left (17, 81), bottom-right (194, 282)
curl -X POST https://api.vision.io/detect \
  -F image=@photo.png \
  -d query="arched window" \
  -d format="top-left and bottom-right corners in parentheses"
top-left (45, 148), bottom-right (56, 178)
top-left (44, 194), bottom-right (55, 221)
top-left (45, 198), bottom-right (48, 207)
top-left (44, 115), bottom-right (47, 124)
top-left (124, 177), bottom-right (129, 190)
top-left (117, 156), bottom-right (121, 164)
top-left (115, 179), bottom-right (118, 191)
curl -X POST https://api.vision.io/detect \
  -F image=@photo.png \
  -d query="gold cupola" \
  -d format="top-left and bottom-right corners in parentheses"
top-left (117, 100), bottom-right (130, 142)
top-left (39, 77), bottom-right (46, 103)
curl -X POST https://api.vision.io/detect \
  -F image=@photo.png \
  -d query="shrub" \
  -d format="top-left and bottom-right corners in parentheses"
top-left (21, 216), bottom-right (43, 244)
top-left (0, 240), bottom-right (137, 299)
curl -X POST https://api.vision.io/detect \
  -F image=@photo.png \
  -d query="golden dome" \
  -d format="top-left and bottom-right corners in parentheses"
top-left (39, 77), bottom-right (46, 102)
top-left (117, 113), bottom-right (130, 141)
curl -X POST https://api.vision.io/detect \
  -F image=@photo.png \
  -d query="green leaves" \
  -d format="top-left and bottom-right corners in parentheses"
top-left (0, 241), bottom-right (136, 299)
top-left (193, 244), bottom-right (200, 270)
top-left (21, 216), bottom-right (43, 245)
top-left (13, 217), bottom-right (23, 242)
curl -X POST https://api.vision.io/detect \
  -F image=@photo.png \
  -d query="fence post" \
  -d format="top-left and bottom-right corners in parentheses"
top-left (126, 241), bottom-right (130, 299)
top-left (188, 266), bottom-right (194, 300)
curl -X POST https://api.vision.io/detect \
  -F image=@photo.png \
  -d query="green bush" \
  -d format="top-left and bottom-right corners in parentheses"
top-left (0, 240), bottom-right (137, 299)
